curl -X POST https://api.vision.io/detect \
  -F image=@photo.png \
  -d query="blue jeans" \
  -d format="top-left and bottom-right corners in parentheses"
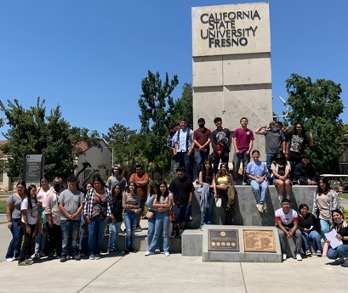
top-left (327, 244), bottom-right (348, 259)
top-left (148, 211), bottom-right (170, 253)
top-left (5, 218), bottom-right (23, 259)
top-left (147, 216), bottom-right (156, 250)
top-left (201, 187), bottom-right (214, 226)
top-left (88, 218), bottom-right (107, 256)
top-left (177, 152), bottom-right (193, 180)
top-left (320, 219), bottom-right (330, 240)
top-left (124, 212), bottom-right (137, 250)
top-left (79, 215), bottom-right (88, 255)
top-left (195, 151), bottom-right (209, 179)
top-left (250, 180), bottom-right (268, 204)
top-left (301, 230), bottom-right (322, 252)
top-left (266, 153), bottom-right (275, 171)
top-left (35, 231), bottom-right (47, 254)
top-left (108, 221), bottom-right (122, 252)
top-left (60, 220), bottom-right (80, 257)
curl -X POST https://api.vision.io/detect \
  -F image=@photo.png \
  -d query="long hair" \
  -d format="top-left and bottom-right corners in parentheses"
top-left (26, 184), bottom-right (37, 212)
top-left (293, 123), bottom-right (306, 136)
top-left (317, 177), bottom-right (330, 194)
top-left (149, 183), bottom-right (159, 196)
top-left (216, 163), bottom-right (232, 182)
top-left (201, 160), bottom-right (213, 176)
top-left (274, 151), bottom-right (287, 166)
top-left (112, 183), bottom-right (122, 197)
top-left (156, 181), bottom-right (169, 203)
top-left (330, 209), bottom-right (348, 229)
top-left (17, 180), bottom-right (27, 193)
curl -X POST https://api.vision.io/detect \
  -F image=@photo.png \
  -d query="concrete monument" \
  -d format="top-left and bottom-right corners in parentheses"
top-left (192, 2), bottom-right (272, 159)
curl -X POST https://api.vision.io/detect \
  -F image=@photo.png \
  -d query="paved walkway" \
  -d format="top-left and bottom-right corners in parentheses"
top-left (0, 217), bottom-right (347, 293)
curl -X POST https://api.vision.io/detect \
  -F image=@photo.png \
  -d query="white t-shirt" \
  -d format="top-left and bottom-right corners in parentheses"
top-left (21, 197), bottom-right (38, 225)
top-left (275, 208), bottom-right (298, 227)
top-left (37, 187), bottom-right (49, 203)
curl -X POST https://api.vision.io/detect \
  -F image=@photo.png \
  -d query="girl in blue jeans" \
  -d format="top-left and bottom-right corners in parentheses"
top-left (326, 209), bottom-right (348, 267)
top-left (145, 181), bottom-right (173, 256)
top-left (5, 181), bottom-right (26, 261)
top-left (298, 203), bottom-right (322, 256)
top-left (108, 184), bottom-right (123, 253)
top-left (122, 182), bottom-right (141, 254)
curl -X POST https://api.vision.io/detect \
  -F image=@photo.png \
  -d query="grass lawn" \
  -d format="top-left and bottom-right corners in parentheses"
top-left (339, 193), bottom-right (348, 200)
top-left (0, 197), bottom-right (7, 214)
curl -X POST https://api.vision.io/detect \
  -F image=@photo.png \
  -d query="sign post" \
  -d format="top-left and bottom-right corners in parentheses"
top-left (24, 154), bottom-right (44, 185)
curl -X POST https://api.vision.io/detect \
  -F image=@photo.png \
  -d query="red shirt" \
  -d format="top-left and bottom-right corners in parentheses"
top-left (129, 172), bottom-right (149, 200)
top-left (193, 127), bottom-right (211, 152)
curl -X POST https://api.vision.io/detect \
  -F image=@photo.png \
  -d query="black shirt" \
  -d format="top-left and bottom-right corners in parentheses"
top-left (169, 177), bottom-right (194, 205)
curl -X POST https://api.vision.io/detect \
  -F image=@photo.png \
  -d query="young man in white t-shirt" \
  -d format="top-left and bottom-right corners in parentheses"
top-left (275, 198), bottom-right (303, 261)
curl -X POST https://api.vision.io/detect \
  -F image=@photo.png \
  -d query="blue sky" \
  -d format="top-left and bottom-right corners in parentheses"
top-left (0, 0), bottom-right (347, 139)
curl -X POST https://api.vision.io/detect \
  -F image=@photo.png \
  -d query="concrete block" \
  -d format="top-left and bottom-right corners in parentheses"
top-left (181, 229), bottom-right (203, 256)
top-left (223, 54), bottom-right (272, 85)
top-left (192, 56), bottom-right (223, 87)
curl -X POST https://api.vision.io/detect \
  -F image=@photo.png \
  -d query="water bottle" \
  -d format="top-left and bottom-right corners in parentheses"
top-left (322, 242), bottom-right (329, 257)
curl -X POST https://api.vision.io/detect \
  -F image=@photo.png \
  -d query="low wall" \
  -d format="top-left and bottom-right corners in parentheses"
top-left (186, 185), bottom-right (317, 228)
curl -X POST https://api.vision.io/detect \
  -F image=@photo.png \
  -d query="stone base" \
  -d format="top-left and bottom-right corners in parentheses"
top-left (202, 225), bottom-right (281, 262)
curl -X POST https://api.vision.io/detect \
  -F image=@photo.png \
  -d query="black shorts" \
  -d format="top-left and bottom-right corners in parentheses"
top-left (173, 203), bottom-right (192, 223)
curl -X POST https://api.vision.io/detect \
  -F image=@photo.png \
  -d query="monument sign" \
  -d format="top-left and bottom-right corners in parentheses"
top-left (24, 154), bottom-right (44, 185)
top-left (192, 2), bottom-right (272, 158)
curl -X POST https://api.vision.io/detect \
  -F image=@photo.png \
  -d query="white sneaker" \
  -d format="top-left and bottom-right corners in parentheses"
top-left (278, 195), bottom-right (283, 202)
top-left (6, 258), bottom-right (14, 262)
top-left (296, 254), bottom-right (302, 261)
top-left (164, 252), bottom-right (170, 257)
top-left (256, 203), bottom-right (264, 213)
top-left (89, 254), bottom-right (95, 260)
top-left (144, 251), bottom-right (154, 256)
top-left (282, 253), bottom-right (287, 261)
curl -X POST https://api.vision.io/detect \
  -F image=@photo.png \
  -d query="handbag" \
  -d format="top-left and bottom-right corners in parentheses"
top-left (215, 197), bottom-right (222, 208)
top-left (169, 209), bottom-right (176, 222)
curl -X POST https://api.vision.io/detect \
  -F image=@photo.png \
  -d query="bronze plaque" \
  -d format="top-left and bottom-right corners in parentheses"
top-left (208, 229), bottom-right (239, 252)
top-left (243, 230), bottom-right (276, 252)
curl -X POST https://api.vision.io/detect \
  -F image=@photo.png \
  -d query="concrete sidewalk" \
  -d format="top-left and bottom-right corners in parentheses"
top-left (1, 219), bottom-right (347, 293)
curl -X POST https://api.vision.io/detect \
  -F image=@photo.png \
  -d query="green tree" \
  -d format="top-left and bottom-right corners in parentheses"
top-left (103, 123), bottom-right (137, 166)
top-left (171, 83), bottom-right (193, 128)
top-left (285, 73), bottom-right (344, 174)
top-left (0, 97), bottom-right (99, 181)
top-left (138, 71), bottom-right (179, 178)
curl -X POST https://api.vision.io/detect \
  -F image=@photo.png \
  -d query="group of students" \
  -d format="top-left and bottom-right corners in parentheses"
top-left (5, 163), bottom-right (193, 266)
top-left (275, 176), bottom-right (348, 266)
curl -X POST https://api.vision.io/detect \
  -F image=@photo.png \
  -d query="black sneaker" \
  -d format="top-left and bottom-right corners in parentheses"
top-left (60, 256), bottom-right (67, 263)
top-left (329, 257), bottom-right (344, 266)
top-left (129, 247), bottom-right (135, 253)
top-left (124, 249), bottom-right (129, 255)
top-left (73, 255), bottom-right (81, 261)
top-left (135, 226), bottom-right (142, 232)
top-left (170, 230), bottom-right (175, 239)
top-left (18, 259), bottom-right (34, 266)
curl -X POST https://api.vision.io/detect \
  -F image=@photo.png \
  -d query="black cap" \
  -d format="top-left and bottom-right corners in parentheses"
top-left (176, 166), bottom-right (185, 172)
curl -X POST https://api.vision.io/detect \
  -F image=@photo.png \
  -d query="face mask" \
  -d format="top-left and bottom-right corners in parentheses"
top-left (334, 218), bottom-right (344, 224)
top-left (199, 123), bottom-right (205, 128)
top-left (272, 127), bottom-right (278, 132)
top-left (53, 182), bottom-right (61, 192)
